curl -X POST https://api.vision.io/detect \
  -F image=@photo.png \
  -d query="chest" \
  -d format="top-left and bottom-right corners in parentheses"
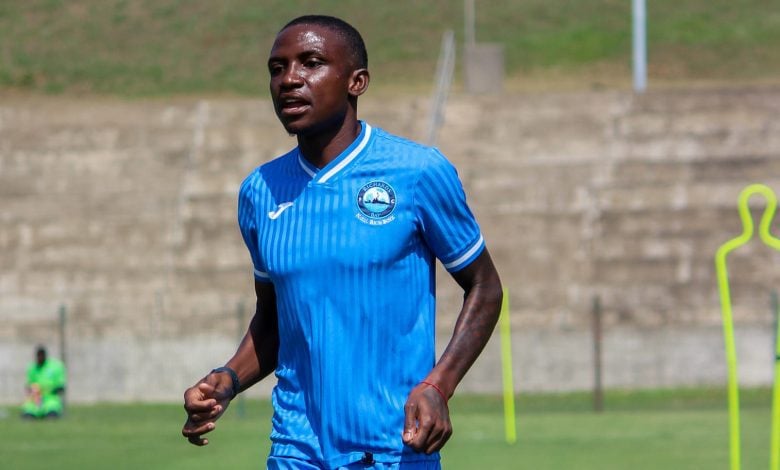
top-left (257, 177), bottom-right (419, 277)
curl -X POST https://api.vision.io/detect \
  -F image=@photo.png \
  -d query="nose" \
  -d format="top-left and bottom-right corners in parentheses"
top-left (280, 63), bottom-right (303, 88)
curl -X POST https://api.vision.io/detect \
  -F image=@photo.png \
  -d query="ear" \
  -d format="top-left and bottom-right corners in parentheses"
top-left (348, 68), bottom-right (370, 98)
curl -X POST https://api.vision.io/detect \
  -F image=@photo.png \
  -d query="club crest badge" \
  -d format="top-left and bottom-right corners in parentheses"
top-left (356, 181), bottom-right (396, 225)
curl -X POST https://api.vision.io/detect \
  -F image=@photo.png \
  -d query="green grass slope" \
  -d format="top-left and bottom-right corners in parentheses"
top-left (1, 1), bottom-right (779, 95)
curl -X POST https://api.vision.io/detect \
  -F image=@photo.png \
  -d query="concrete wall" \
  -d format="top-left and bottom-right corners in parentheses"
top-left (1, 88), bottom-right (779, 403)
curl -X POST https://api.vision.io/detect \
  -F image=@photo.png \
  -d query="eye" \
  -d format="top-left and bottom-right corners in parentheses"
top-left (268, 63), bottom-right (284, 76)
top-left (304, 58), bottom-right (324, 68)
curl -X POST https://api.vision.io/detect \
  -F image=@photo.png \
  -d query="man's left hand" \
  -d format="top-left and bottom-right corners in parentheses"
top-left (402, 382), bottom-right (452, 454)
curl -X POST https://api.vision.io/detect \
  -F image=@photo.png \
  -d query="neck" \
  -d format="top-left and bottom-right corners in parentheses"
top-left (297, 115), bottom-right (362, 169)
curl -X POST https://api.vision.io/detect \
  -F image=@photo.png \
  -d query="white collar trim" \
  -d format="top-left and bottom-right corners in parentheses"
top-left (297, 152), bottom-right (317, 178)
top-left (295, 124), bottom-right (373, 184)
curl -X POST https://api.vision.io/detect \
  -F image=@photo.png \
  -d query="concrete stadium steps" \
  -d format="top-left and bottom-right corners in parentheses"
top-left (1, 88), bottom-right (779, 401)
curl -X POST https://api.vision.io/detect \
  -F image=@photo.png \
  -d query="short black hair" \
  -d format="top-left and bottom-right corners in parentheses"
top-left (281, 15), bottom-right (368, 70)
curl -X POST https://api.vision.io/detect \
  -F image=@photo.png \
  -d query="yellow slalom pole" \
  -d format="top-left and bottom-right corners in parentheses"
top-left (756, 188), bottom-right (780, 470)
top-left (760, 190), bottom-right (780, 470)
top-left (715, 183), bottom-right (780, 470)
top-left (772, 291), bottom-right (780, 470)
top-left (499, 288), bottom-right (517, 444)
top-left (716, 250), bottom-right (743, 470)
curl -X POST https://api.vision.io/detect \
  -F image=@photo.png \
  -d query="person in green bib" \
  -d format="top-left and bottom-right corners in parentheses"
top-left (21, 346), bottom-right (66, 419)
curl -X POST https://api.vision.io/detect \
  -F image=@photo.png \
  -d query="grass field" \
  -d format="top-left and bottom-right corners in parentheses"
top-left (0, 387), bottom-right (773, 469)
top-left (1, 0), bottom-right (779, 95)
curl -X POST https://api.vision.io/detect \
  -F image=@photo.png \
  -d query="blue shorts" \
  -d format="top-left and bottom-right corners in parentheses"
top-left (267, 456), bottom-right (441, 470)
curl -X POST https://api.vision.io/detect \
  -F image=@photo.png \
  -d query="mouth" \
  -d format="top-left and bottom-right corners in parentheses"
top-left (278, 96), bottom-right (310, 116)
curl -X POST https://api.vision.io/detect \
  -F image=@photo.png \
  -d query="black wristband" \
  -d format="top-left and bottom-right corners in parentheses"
top-left (210, 366), bottom-right (240, 399)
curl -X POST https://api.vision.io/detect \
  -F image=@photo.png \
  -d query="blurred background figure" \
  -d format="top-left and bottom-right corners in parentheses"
top-left (21, 346), bottom-right (66, 419)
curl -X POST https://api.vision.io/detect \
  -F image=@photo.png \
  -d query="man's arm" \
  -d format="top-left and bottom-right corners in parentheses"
top-left (227, 281), bottom-right (280, 389)
top-left (403, 249), bottom-right (502, 454)
top-left (182, 281), bottom-right (279, 446)
top-left (53, 361), bottom-right (66, 395)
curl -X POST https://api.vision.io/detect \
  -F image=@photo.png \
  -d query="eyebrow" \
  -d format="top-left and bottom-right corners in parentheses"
top-left (268, 49), bottom-right (326, 67)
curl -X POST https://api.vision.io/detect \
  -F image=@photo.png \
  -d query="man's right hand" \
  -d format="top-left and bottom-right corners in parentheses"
top-left (181, 372), bottom-right (234, 446)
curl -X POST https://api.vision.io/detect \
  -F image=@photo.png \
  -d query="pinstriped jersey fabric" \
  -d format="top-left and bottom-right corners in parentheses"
top-left (238, 122), bottom-right (484, 468)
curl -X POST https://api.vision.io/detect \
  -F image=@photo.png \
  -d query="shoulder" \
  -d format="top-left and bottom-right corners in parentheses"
top-left (240, 148), bottom-right (297, 193)
top-left (369, 126), bottom-right (454, 173)
top-left (370, 127), bottom-right (436, 155)
top-left (259, 148), bottom-right (298, 173)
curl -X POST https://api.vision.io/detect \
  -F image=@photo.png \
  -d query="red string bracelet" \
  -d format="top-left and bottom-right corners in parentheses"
top-left (421, 381), bottom-right (449, 405)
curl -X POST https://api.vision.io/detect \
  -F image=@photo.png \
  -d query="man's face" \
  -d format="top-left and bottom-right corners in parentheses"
top-left (268, 24), bottom-right (357, 136)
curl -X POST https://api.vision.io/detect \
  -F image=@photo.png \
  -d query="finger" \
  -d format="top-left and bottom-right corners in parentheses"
top-left (197, 381), bottom-right (217, 394)
top-left (183, 385), bottom-right (218, 411)
top-left (187, 435), bottom-right (209, 446)
top-left (182, 420), bottom-right (216, 441)
top-left (424, 423), bottom-right (452, 454)
top-left (183, 382), bottom-right (215, 402)
top-left (198, 380), bottom-right (234, 403)
top-left (423, 426), bottom-right (442, 454)
top-left (402, 401), bottom-right (418, 444)
top-left (184, 386), bottom-right (214, 407)
top-left (409, 414), bottom-right (433, 452)
top-left (182, 419), bottom-right (216, 436)
top-left (184, 397), bottom-right (219, 413)
top-left (187, 404), bottom-right (224, 423)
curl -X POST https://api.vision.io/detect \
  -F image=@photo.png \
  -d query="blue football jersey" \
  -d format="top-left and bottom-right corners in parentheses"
top-left (238, 122), bottom-right (484, 468)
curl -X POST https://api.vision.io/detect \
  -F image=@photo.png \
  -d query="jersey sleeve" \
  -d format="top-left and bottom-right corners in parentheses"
top-left (51, 361), bottom-right (66, 389)
top-left (238, 173), bottom-right (271, 282)
top-left (414, 149), bottom-right (485, 272)
top-left (26, 363), bottom-right (36, 386)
